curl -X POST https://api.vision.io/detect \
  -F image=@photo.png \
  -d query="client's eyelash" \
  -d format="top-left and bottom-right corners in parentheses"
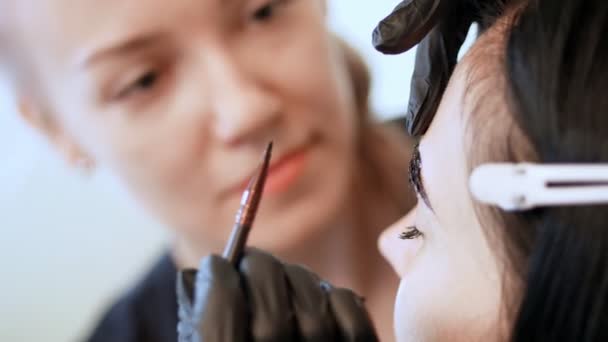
top-left (409, 143), bottom-right (435, 211)
top-left (400, 226), bottom-right (423, 240)
top-left (409, 143), bottom-right (423, 196)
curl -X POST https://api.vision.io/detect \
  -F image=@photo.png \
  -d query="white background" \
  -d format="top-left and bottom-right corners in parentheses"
top-left (0, 1), bottom-right (474, 341)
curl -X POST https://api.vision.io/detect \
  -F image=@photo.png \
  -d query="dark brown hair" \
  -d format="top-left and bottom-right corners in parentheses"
top-left (465, 0), bottom-right (608, 340)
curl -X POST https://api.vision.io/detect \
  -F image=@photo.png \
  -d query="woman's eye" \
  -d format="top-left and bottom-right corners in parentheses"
top-left (117, 70), bottom-right (159, 100)
top-left (252, 0), bottom-right (286, 21)
top-left (400, 226), bottom-right (423, 240)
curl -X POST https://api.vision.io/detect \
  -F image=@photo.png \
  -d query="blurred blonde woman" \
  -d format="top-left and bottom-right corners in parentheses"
top-left (0, 1), bottom-right (415, 341)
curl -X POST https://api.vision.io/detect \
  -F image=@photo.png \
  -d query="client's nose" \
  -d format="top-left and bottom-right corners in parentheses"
top-left (378, 208), bottom-right (421, 278)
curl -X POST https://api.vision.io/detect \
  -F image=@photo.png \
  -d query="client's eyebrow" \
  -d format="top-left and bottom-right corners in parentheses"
top-left (409, 143), bottom-right (434, 211)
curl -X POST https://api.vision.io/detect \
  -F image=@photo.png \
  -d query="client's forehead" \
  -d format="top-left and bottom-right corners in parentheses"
top-left (413, 17), bottom-right (514, 240)
top-left (456, 18), bottom-right (510, 125)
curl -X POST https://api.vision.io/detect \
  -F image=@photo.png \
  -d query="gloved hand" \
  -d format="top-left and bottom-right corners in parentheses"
top-left (176, 248), bottom-right (378, 342)
top-left (372, 0), bottom-right (509, 136)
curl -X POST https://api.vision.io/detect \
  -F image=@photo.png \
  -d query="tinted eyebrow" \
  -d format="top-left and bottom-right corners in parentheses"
top-left (77, 32), bottom-right (169, 68)
top-left (409, 143), bottom-right (434, 211)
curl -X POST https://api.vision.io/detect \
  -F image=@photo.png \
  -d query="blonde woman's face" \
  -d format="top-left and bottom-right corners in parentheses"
top-left (15, 0), bottom-right (358, 252)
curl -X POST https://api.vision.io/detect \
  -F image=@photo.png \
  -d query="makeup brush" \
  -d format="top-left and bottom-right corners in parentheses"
top-left (222, 141), bottom-right (273, 265)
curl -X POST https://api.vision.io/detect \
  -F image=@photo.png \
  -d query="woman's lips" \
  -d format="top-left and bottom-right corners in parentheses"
top-left (237, 145), bottom-right (310, 196)
top-left (265, 146), bottom-right (310, 195)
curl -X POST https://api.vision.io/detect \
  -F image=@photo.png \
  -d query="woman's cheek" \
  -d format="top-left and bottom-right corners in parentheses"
top-left (384, 236), bottom-right (424, 278)
top-left (394, 277), bottom-right (430, 342)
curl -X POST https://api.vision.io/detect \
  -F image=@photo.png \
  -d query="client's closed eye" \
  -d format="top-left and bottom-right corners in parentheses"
top-left (400, 226), bottom-right (423, 240)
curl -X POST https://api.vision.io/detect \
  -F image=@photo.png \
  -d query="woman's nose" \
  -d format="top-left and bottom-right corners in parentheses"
top-left (378, 209), bottom-right (420, 278)
top-left (207, 52), bottom-right (282, 146)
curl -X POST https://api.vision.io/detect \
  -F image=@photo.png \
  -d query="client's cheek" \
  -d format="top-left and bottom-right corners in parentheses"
top-left (379, 212), bottom-right (423, 278)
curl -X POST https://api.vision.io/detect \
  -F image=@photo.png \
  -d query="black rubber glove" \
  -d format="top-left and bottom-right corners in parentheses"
top-left (372, 0), bottom-right (508, 136)
top-left (177, 248), bottom-right (378, 342)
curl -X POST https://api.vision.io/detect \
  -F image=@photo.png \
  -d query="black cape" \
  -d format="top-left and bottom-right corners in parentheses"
top-left (83, 253), bottom-right (178, 342)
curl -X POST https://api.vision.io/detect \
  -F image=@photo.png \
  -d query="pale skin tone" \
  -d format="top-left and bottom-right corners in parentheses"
top-left (7, 0), bottom-right (396, 339)
top-left (380, 27), bottom-right (512, 341)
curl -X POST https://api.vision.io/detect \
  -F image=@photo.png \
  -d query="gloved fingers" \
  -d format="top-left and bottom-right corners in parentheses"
top-left (239, 248), bottom-right (296, 341)
top-left (405, 27), bottom-right (447, 135)
top-left (372, 0), bottom-right (443, 54)
top-left (177, 269), bottom-right (199, 342)
top-left (327, 287), bottom-right (379, 342)
top-left (406, 14), bottom-right (475, 136)
top-left (192, 255), bottom-right (249, 342)
top-left (283, 263), bottom-right (338, 341)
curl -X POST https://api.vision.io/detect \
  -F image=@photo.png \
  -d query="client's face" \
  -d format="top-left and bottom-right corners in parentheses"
top-left (379, 32), bottom-right (509, 341)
